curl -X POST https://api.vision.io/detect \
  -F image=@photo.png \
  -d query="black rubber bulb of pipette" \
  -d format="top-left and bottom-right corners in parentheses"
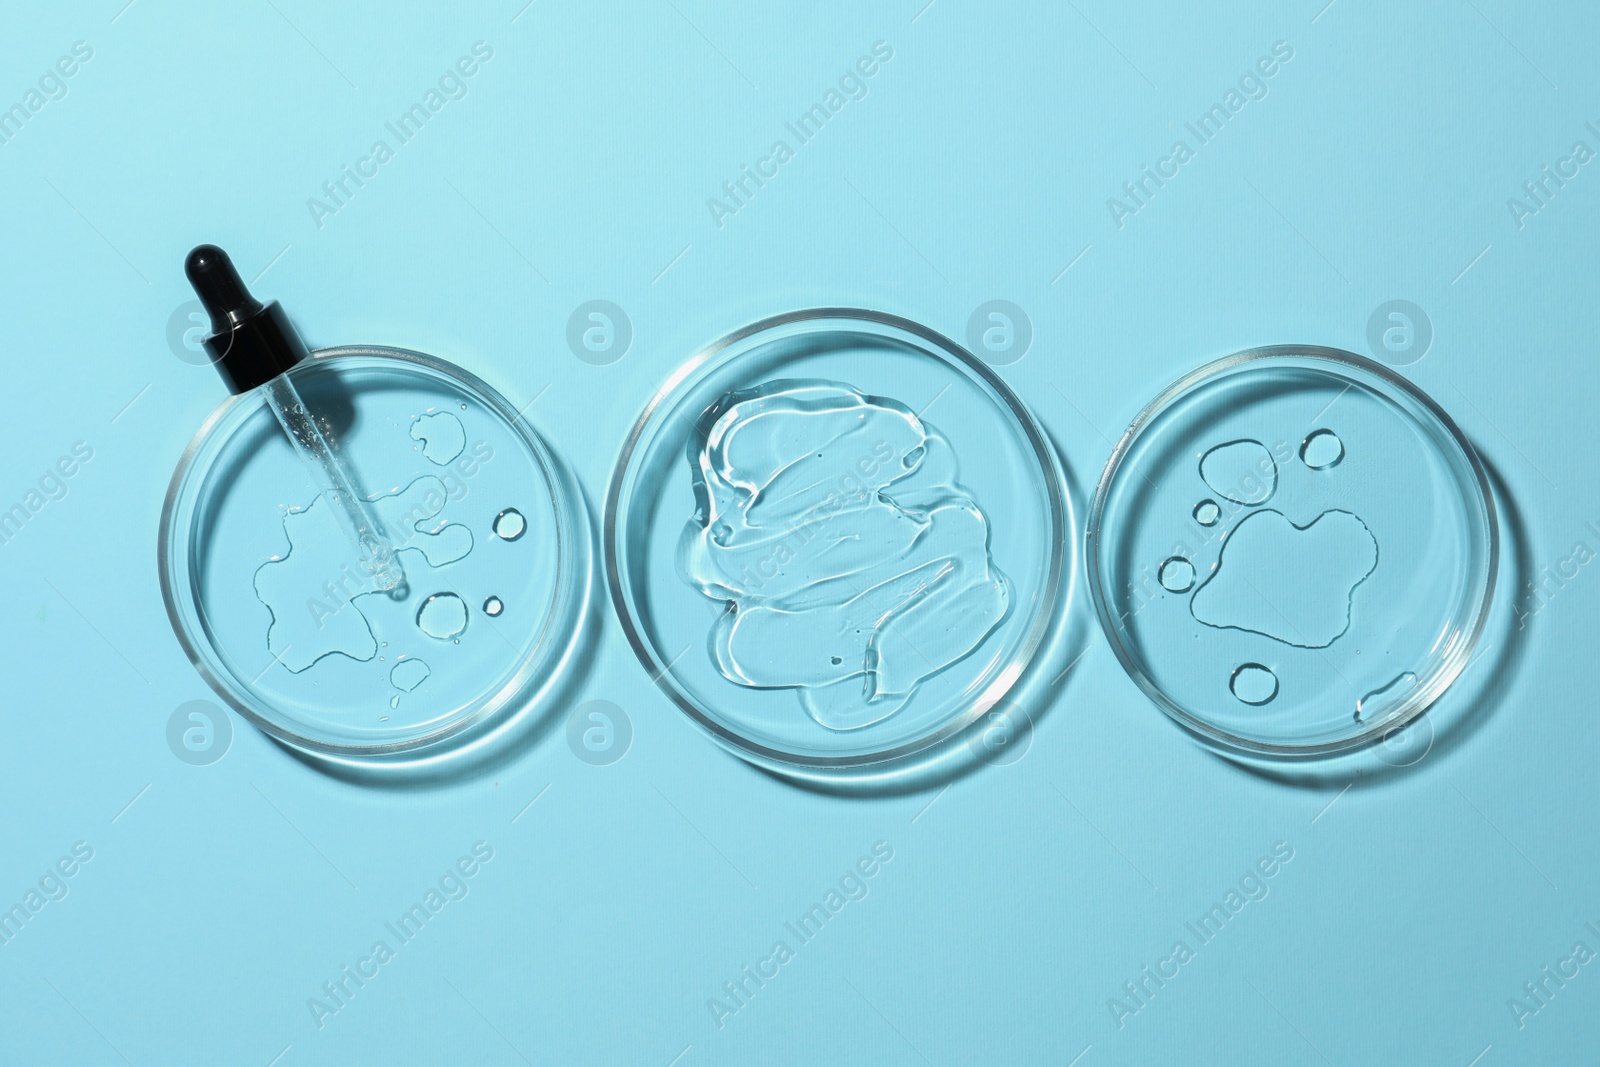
top-left (185, 244), bottom-right (309, 394)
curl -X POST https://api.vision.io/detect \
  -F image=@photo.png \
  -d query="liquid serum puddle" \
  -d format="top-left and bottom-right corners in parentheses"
top-left (1300, 428), bottom-right (1344, 470)
top-left (388, 657), bottom-right (431, 708)
top-left (375, 478), bottom-right (473, 566)
top-left (1190, 508), bottom-right (1378, 649)
top-left (390, 657), bottom-right (430, 690)
top-left (254, 475), bottom-right (476, 671)
top-left (493, 508), bottom-right (525, 541)
top-left (417, 593), bottom-right (468, 640)
top-left (1199, 440), bottom-right (1277, 506)
top-left (1164, 424), bottom-right (1406, 722)
top-left (410, 411), bottom-right (466, 464)
top-left (1230, 663), bottom-right (1279, 705)
top-left (679, 379), bottom-right (1011, 732)
top-left (1158, 556), bottom-right (1195, 593)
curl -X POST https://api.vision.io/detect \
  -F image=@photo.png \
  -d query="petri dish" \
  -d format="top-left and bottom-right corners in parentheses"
top-left (1088, 345), bottom-right (1497, 757)
top-left (160, 346), bottom-right (590, 761)
top-left (606, 309), bottom-right (1070, 771)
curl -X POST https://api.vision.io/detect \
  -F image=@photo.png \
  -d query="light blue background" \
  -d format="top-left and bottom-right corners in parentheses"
top-left (2, 1), bottom-right (1597, 1063)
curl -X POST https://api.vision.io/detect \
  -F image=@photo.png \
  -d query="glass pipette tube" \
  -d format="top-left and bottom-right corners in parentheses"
top-left (185, 243), bottom-right (405, 591)
top-left (260, 373), bottom-right (404, 591)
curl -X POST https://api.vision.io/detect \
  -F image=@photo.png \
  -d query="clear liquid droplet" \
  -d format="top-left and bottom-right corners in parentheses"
top-left (390, 657), bottom-right (431, 692)
top-left (1230, 663), bottom-right (1279, 705)
top-left (1159, 556), bottom-right (1195, 593)
top-left (493, 508), bottom-right (526, 541)
top-left (409, 411), bottom-right (466, 465)
top-left (1193, 499), bottom-right (1220, 526)
top-left (1300, 428), bottom-right (1345, 470)
top-left (1199, 440), bottom-right (1277, 505)
top-left (416, 593), bottom-right (468, 639)
top-left (483, 595), bottom-right (503, 617)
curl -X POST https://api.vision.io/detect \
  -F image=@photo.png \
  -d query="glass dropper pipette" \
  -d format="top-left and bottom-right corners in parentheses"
top-left (185, 245), bottom-right (405, 592)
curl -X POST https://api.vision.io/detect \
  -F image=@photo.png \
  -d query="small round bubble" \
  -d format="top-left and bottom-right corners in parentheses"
top-left (1158, 556), bottom-right (1196, 593)
top-left (1300, 429), bottom-right (1345, 470)
top-left (493, 508), bottom-right (526, 541)
top-left (416, 593), bottom-right (468, 639)
top-left (1230, 663), bottom-right (1279, 706)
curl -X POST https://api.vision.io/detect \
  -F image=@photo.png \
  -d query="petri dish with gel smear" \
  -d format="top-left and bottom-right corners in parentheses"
top-left (1088, 345), bottom-right (1497, 757)
top-left (160, 346), bottom-right (590, 761)
top-left (606, 309), bottom-right (1071, 772)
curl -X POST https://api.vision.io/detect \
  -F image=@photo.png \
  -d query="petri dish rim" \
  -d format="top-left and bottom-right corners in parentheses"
top-left (1086, 344), bottom-right (1498, 759)
top-left (159, 344), bottom-right (587, 759)
top-left (604, 307), bottom-right (1071, 771)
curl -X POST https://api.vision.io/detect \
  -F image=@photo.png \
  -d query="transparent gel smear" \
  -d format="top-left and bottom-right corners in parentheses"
top-left (678, 380), bottom-right (1012, 732)
top-left (607, 315), bottom-right (1070, 770)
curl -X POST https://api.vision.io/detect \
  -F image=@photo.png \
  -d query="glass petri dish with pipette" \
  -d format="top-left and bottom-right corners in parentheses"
top-left (1088, 345), bottom-right (1497, 758)
top-left (606, 309), bottom-right (1072, 773)
top-left (159, 247), bottom-right (590, 762)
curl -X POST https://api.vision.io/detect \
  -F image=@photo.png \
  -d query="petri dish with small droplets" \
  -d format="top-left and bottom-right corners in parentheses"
top-left (606, 310), bottom-right (1072, 772)
top-left (1088, 346), bottom-right (1496, 757)
top-left (159, 346), bottom-right (591, 761)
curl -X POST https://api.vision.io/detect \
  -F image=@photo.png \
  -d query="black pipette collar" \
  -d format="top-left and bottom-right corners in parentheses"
top-left (184, 244), bottom-right (310, 394)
